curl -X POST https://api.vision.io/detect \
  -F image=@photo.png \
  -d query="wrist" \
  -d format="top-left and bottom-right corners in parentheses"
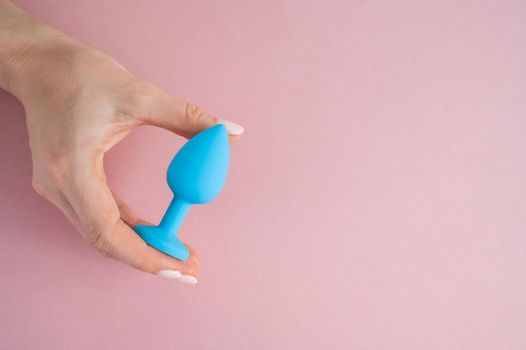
top-left (0, 1), bottom-right (83, 100)
top-left (0, 0), bottom-right (41, 93)
top-left (7, 33), bottom-right (87, 102)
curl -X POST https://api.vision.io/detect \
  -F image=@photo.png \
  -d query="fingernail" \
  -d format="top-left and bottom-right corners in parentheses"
top-left (217, 119), bottom-right (244, 136)
top-left (156, 270), bottom-right (182, 279)
top-left (176, 274), bottom-right (198, 285)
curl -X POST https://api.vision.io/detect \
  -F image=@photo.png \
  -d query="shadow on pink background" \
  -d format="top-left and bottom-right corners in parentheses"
top-left (1, 0), bottom-right (525, 349)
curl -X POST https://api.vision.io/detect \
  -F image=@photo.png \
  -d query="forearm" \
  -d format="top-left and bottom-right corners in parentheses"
top-left (0, 0), bottom-right (43, 92)
top-left (0, 0), bottom-right (82, 100)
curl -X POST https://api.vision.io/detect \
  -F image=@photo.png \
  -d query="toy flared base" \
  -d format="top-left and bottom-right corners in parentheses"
top-left (134, 224), bottom-right (190, 261)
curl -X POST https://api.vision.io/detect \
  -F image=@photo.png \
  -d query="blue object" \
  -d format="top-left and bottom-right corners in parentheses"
top-left (134, 124), bottom-right (230, 261)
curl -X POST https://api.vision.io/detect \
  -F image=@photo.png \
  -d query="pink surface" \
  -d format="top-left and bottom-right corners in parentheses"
top-left (1, 0), bottom-right (526, 349)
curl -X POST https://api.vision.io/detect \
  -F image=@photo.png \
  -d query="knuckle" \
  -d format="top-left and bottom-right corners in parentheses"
top-left (185, 103), bottom-right (207, 125)
top-left (31, 177), bottom-right (46, 196)
top-left (31, 175), bottom-right (56, 203)
top-left (87, 225), bottom-right (113, 258)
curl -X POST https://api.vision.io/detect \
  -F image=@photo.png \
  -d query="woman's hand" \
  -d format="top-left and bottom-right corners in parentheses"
top-left (0, 1), bottom-right (244, 283)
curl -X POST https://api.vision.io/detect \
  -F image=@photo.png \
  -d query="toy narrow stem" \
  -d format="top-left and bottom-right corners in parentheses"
top-left (159, 197), bottom-right (191, 235)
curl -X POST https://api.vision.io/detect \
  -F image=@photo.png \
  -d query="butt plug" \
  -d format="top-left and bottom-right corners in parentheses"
top-left (134, 124), bottom-right (230, 261)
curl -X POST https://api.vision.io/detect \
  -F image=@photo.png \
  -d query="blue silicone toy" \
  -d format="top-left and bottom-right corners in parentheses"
top-left (134, 124), bottom-right (230, 261)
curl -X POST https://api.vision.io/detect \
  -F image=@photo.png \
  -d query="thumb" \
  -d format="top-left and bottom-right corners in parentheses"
top-left (138, 88), bottom-right (244, 140)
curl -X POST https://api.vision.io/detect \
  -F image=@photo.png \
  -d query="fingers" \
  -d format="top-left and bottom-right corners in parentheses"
top-left (217, 118), bottom-right (245, 144)
top-left (57, 159), bottom-right (199, 279)
top-left (112, 192), bottom-right (200, 282)
top-left (99, 220), bottom-right (199, 278)
top-left (135, 86), bottom-right (244, 141)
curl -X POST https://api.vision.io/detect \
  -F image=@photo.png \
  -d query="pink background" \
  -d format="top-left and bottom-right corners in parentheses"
top-left (1, 0), bottom-right (525, 349)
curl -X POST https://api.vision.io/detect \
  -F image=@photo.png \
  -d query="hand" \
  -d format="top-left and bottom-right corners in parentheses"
top-left (0, 4), bottom-right (244, 283)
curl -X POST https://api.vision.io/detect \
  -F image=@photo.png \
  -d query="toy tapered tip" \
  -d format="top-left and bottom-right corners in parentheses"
top-left (167, 124), bottom-right (230, 204)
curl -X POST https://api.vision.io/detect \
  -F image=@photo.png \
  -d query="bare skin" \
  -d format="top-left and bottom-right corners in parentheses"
top-left (0, 0), bottom-right (244, 283)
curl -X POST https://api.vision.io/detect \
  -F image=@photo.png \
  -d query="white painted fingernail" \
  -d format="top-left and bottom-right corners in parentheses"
top-left (156, 270), bottom-right (182, 279)
top-left (217, 119), bottom-right (244, 136)
top-left (176, 275), bottom-right (198, 285)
